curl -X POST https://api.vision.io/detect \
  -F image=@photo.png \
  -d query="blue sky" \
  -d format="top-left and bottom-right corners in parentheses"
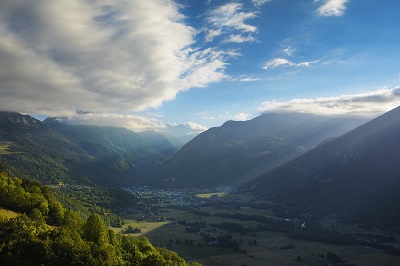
top-left (1, 0), bottom-right (400, 131)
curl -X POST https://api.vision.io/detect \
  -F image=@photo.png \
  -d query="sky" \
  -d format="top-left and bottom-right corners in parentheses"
top-left (1, 0), bottom-right (400, 131)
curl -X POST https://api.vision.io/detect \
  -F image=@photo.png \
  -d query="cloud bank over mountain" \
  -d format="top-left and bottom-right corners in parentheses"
top-left (259, 87), bottom-right (400, 116)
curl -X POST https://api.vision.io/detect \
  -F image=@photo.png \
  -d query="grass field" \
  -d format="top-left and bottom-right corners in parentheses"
top-left (196, 192), bottom-right (228, 199)
top-left (195, 192), bottom-right (257, 201)
top-left (143, 222), bottom-right (400, 266)
top-left (111, 219), bottom-right (168, 237)
top-left (0, 141), bottom-right (22, 154)
top-left (0, 141), bottom-right (11, 154)
top-left (0, 208), bottom-right (20, 219)
top-left (163, 208), bottom-right (263, 228)
top-left (320, 218), bottom-right (377, 235)
top-left (114, 205), bottom-right (400, 266)
top-left (198, 205), bottom-right (275, 217)
top-left (162, 228), bottom-right (400, 266)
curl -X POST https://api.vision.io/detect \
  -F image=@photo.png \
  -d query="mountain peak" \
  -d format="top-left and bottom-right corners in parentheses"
top-left (0, 111), bottom-right (44, 129)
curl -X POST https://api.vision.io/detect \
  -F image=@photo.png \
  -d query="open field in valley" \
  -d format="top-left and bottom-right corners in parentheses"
top-left (113, 200), bottom-right (400, 266)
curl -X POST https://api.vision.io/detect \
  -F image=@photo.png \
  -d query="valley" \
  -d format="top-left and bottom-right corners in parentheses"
top-left (1, 109), bottom-right (400, 265)
top-left (108, 185), bottom-right (400, 265)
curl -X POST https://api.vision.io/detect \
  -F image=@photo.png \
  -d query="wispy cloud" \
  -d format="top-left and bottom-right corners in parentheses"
top-left (263, 58), bottom-right (321, 70)
top-left (225, 34), bottom-right (256, 43)
top-left (205, 29), bottom-right (223, 42)
top-left (259, 87), bottom-right (400, 115)
top-left (0, 0), bottom-right (235, 117)
top-left (283, 46), bottom-right (296, 56)
top-left (205, 2), bottom-right (258, 43)
top-left (185, 122), bottom-right (208, 132)
top-left (251, 0), bottom-right (271, 7)
top-left (316, 0), bottom-right (349, 17)
top-left (198, 110), bottom-right (254, 123)
top-left (237, 74), bottom-right (260, 82)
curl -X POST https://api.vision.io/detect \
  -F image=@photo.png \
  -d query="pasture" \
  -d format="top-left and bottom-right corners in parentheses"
top-left (115, 205), bottom-right (400, 266)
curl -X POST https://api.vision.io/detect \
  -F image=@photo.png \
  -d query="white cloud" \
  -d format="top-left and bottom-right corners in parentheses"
top-left (263, 58), bottom-right (293, 69)
top-left (237, 75), bottom-right (260, 82)
top-left (317, 0), bottom-right (349, 17)
top-left (58, 112), bottom-right (162, 131)
top-left (296, 59), bottom-right (321, 67)
top-left (284, 46), bottom-right (296, 56)
top-left (262, 58), bottom-right (320, 70)
top-left (259, 87), bottom-right (400, 116)
top-left (199, 110), bottom-right (254, 124)
top-left (251, 0), bottom-right (271, 7)
top-left (205, 28), bottom-right (223, 42)
top-left (205, 2), bottom-right (258, 44)
top-left (233, 112), bottom-right (252, 121)
top-left (225, 34), bottom-right (256, 43)
top-left (0, 0), bottom-right (235, 117)
top-left (209, 3), bottom-right (257, 32)
top-left (185, 122), bottom-right (208, 132)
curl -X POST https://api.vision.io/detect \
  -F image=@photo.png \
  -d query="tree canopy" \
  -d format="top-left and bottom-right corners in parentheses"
top-left (0, 165), bottom-right (200, 265)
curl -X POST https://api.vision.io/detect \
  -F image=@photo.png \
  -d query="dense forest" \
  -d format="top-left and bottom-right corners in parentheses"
top-left (0, 162), bottom-right (201, 265)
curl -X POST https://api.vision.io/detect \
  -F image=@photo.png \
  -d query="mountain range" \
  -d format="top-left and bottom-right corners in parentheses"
top-left (0, 112), bottom-right (119, 185)
top-left (44, 117), bottom-right (180, 175)
top-left (147, 113), bottom-right (368, 188)
top-left (244, 106), bottom-right (400, 226)
top-left (2, 107), bottom-right (400, 227)
top-left (0, 112), bottom-right (197, 186)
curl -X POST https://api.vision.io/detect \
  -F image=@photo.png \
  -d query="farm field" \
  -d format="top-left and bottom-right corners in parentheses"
top-left (113, 199), bottom-right (400, 266)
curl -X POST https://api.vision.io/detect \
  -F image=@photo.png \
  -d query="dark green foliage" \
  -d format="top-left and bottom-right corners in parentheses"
top-left (52, 185), bottom-right (138, 227)
top-left (123, 225), bottom-right (141, 234)
top-left (0, 168), bottom-right (200, 265)
top-left (0, 168), bottom-right (64, 225)
top-left (0, 215), bottom-right (48, 266)
top-left (0, 214), bottom-right (197, 265)
top-left (326, 252), bottom-right (342, 263)
top-left (280, 244), bottom-right (295, 250)
top-left (288, 219), bottom-right (360, 246)
top-left (210, 222), bottom-right (246, 233)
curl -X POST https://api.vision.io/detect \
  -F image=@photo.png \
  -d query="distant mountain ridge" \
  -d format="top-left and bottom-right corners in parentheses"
top-left (157, 124), bottom-right (203, 148)
top-left (0, 112), bottom-right (123, 186)
top-left (245, 106), bottom-right (400, 226)
top-left (0, 112), bottom-right (203, 186)
top-left (147, 112), bottom-right (368, 188)
top-left (44, 117), bottom-right (179, 174)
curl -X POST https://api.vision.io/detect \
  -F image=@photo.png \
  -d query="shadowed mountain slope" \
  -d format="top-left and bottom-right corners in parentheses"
top-left (0, 112), bottom-right (129, 186)
top-left (148, 113), bottom-right (368, 189)
top-left (44, 117), bottom-right (180, 175)
top-left (245, 106), bottom-right (400, 226)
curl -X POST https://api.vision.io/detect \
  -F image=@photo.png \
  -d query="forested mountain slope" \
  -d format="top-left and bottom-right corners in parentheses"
top-left (0, 112), bottom-right (128, 186)
top-left (149, 113), bottom-right (367, 188)
top-left (45, 117), bottom-right (179, 174)
top-left (245, 106), bottom-right (400, 226)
